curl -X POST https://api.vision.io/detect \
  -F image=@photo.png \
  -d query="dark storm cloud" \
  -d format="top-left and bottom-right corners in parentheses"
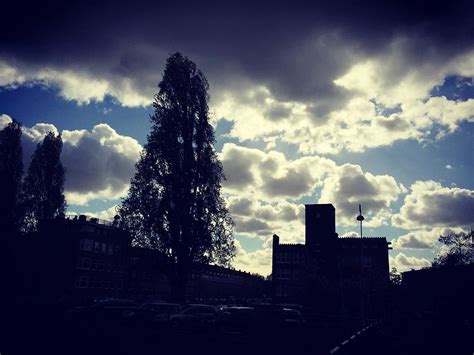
top-left (1, 0), bottom-right (473, 108)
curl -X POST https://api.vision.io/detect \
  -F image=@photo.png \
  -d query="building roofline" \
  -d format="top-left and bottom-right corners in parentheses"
top-left (304, 203), bottom-right (334, 208)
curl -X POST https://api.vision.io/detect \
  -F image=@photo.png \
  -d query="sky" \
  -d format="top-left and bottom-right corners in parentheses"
top-left (1, 0), bottom-right (473, 276)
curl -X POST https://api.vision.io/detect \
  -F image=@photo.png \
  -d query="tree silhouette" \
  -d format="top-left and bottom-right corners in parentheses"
top-left (21, 132), bottom-right (66, 232)
top-left (120, 52), bottom-right (235, 301)
top-left (389, 267), bottom-right (402, 286)
top-left (433, 230), bottom-right (473, 268)
top-left (0, 119), bottom-right (23, 236)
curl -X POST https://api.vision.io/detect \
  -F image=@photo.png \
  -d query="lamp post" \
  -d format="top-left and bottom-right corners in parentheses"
top-left (357, 204), bottom-right (365, 325)
top-left (356, 204), bottom-right (364, 238)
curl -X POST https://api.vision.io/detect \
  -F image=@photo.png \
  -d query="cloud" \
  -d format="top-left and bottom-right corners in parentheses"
top-left (0, 61), bottom-right (151, 107)
top-left (0, 114), bottom-right (12, 127)
top-left (232, 239), bottom-right (272, 276)
top-left (2, 115), bottom-right (142, 206)
top-left (340, 231), bottom-right (360, 238)
top-left (232, 216), bottom-right (273, 236)
top-left (0, 115), bottom-right (59, 156)
top-left (227, 195), bottom-right (305, 239)
top-left (62, 124), bottom-right (142, 205)
top-left (392, 181), bottom-right (474, 229)
top-left (220, 143), bottom-right (336, 200)
top-left (445, 164), bottom-right (453, 169)
top-left (1, 1), bottom-right (473, 154)
top-left (69, 205), bottom-right (119, 221)
top-left (221, 143), bottom-right (407, 235)
top-left (319, 164), bottom-right (405, 227)
top-left (391, 231), bottom-right (435, 250)
top-left (391, 227), bottom-right (468, 250)
top-left (213, 50), bottom-right (474, 154)
top-left (390, 252), bottom-right (431, 272)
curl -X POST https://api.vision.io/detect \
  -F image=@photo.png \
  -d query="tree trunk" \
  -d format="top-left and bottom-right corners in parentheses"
top-left (170, 260), bottom-right (188, 303)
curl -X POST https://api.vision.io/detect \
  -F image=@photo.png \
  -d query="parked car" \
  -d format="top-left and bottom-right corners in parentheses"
top-left (66, 299), bottom-right (138, 325)
top-left (282, 308), bottom-right (305, 327)
top-left (126, 302), bottom-right (182, 326)
top-left (220, 306), bottom-right (256, 334)
top-left (169, 304), bottom-right (221, 329)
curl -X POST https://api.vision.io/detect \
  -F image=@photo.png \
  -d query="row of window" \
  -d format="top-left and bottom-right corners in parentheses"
top-left (77, 257), bottom-right (122, 272)
top-left (339, 256), bottom-right (374, 267)
top-left (193, 271), bottom-right (244, 279)
top-left (274, 269), bottom-right (292, 280)
top-left (275, 252), bottom-right (305, 264)
top-left (75, 275), bottom-right (123, 289)
top-left (275, 285), bottom-right (289, 297)
top-left (80, 239), bottom-right (120, 254)
top-left (341, 243), bottom-right (381, 249)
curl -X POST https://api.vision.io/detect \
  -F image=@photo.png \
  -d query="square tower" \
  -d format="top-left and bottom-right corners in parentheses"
top-left (305, 204), bottom-right (336, 246)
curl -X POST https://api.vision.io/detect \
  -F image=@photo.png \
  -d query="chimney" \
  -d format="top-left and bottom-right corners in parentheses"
top-left (273, 234), bottom-right (280, 247)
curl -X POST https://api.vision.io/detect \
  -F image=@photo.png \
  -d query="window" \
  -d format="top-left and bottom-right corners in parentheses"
top-left (275, 268), bottom-right (291, 280)
top-left (276, 285), bottom-right (288, 297)
top-left (77, 257), bottom-right (91, 270)
top-left (94, 241), bottom-right (101, 252)
top-left (101, 242), bottom-right (107, 253)
top-left (81, 225), bottom-right (95, 233)
top-left (363, 256), bottom-right (373, 268)
top-left (282, 252), bottom-right (291, 263)
top-left (91, 260), bottom-right (98, 271)
top-left (108, 244), bottom-right (113, 255)
top-left (80, 239), bottom-right (93, 251)
top-left (293, 253), bottom-right (304, 263)
top-left (75, 275), bottom-right (89, 288)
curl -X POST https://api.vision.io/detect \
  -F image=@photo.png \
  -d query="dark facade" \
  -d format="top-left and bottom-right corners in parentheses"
top-left (401, 264), bottom-right (474, 320)
top-left (129, 246), bottom-right (265, 301)
top-left (11, 216), bottom-right (265, 305)
top-left (128, 246), bottom-right (171, 300)
top-left (272, 204), bottom-right (391, 319)
top-left (189, 263), bottom-right (266, 301)
top-left (12, 216), bottom-right (131, 305)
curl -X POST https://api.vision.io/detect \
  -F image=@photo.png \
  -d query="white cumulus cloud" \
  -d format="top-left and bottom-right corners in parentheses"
top-left (390, 252), bottom-right (431, 272)
top-left (392, 181), bottom-right (474, 229)
top-left (319, 164), bottom-right (406, 227)
top-left (1, 115), bottom-right (142, 206)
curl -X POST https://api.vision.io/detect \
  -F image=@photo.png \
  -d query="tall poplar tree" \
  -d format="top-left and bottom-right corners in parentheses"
top-left (120, 53), bottom-right (235, 301)
top-left (21, 132), bottom-right (66, 231)
top-left (0, 119), bottom-right (23, 236)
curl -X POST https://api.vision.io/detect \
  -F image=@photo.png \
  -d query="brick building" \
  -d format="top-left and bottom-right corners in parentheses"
top-left (272, 204), bottom-right (391, 318)
top-left (12, 215), bottom-right (131, 305)
top-left (11, 215), bottom-right (265, 305)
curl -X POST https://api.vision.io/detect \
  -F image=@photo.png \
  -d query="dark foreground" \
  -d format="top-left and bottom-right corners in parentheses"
top-left (0, 305), bottom-right (472, 355)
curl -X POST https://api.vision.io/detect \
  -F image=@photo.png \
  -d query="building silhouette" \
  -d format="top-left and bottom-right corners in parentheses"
top-left (11, 216), bottom-right (132, 305)
top-left (9, 215), bottom-right (265, 306)
top-left (402, 264), bottom-right (474, 320)
top-left (272, 204), bottom-right (391, 319)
